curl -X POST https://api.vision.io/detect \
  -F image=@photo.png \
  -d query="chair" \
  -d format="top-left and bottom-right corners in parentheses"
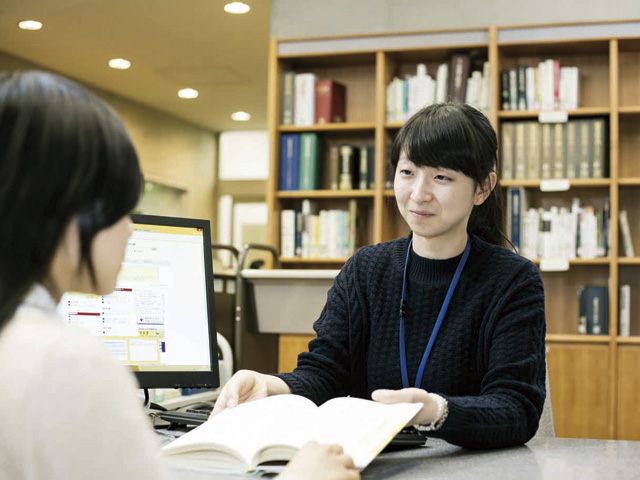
top-left (532, 356), bottom-right (555, 439)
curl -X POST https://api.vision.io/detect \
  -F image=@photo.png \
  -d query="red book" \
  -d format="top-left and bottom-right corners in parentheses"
top-left (314, 79), bottom-right (346, 124)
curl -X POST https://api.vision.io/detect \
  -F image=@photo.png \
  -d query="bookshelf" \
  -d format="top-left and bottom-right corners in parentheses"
top-left (266, 20), bottom-right (640, 440)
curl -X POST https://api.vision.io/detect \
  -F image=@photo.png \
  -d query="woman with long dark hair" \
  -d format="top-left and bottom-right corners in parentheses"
top-left (0, 71), bottom-right (359, 480)
top-left (214, 103), bottom-right (547, 450)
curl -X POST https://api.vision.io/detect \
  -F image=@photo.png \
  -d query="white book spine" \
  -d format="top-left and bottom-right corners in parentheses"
top-left (294, 73), bottom-right (317, 126)
top-left (525, 67), bottom-right (536, 111)
top-left (280, 209), bottom-right (296, 258)
top-left (619, 284), bottom-right (631, 337)
top-left (619, 210), bottom-right (635, 257)
top-left (435, 63), bottom-right (449, 103)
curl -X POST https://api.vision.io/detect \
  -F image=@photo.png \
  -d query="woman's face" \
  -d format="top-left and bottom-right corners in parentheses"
top-left (394, 153), bottom-right (493, 255)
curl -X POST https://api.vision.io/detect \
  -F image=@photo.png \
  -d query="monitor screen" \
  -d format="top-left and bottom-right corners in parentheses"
top-left (58, 214), bottom-right (220, 390)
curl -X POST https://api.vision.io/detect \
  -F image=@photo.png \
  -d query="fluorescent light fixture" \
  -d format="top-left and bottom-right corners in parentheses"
top-left (18, 20), bottom-right (42, 31)
top-left (108, 58), bottom-right (131, 70)
top-left (224, 2), bottom-right (250, 14)
top-left (231, 111), bottom-right (251, 121)
top-left (178, 88), bottom-right (199, 99)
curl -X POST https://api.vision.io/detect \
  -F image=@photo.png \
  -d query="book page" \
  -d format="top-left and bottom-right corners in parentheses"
top-left (162, 394), bottom-right (317, 470)
top-left (307, 397), bottom-right (421, 470)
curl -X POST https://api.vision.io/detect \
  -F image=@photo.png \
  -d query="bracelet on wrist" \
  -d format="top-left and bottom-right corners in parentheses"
top-left (413, 393), bottom-right (448, 432)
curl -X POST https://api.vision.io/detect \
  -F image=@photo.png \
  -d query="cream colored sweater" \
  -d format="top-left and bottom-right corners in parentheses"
top-left (0, 286), bottom-right (170, 480)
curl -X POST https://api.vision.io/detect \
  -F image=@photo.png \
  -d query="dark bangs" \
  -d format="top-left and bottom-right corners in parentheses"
top-left (390, 103), bottom-right (496, 184)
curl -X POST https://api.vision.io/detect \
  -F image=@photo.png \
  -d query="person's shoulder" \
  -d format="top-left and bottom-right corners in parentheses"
top-left (471, 235), bottom-right (540, 277)
top-left (349, 237), bottom-right (408, 270)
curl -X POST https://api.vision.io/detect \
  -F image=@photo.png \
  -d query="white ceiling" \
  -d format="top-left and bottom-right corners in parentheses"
top-left (0, 0), bottom-right (271, 132)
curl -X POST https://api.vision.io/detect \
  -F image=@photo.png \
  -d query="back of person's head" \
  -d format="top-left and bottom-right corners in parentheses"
top-left (0, 71), bottom-right (141, 329)
top-left (390, 102), bottom-right (506, 246)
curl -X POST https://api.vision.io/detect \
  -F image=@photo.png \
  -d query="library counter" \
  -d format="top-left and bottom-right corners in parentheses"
top-left (169, 436), bottom-right (640, 479)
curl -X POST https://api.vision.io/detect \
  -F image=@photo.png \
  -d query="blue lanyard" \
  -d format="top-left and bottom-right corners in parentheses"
top-left (399, 235), bottom-right (471, 389)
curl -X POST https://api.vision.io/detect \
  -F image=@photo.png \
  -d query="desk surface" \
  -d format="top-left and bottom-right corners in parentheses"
top-left (169, 436), bottom-right (640, 480)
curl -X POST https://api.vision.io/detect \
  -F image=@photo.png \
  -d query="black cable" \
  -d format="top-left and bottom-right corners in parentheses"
top-left (143, 388), bottom-right (149, 408)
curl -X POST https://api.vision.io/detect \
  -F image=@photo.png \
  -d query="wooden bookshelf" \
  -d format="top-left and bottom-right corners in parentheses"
top-left (266, 20), bottom-right (640, 441)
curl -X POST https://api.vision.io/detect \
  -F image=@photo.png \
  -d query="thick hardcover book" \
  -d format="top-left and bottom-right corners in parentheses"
top-left (500, 69), bottom-right (510, 110)
top-left (506, 187), bottom-right (528, 253)
top-left (279, 134), bottom-right (300, 191)
top-left (281, 71), bottom-right (296, 125)
top-left (619, 210), bottom-right (635, 257)
top-left (294, 73), bottom-right (317, 126)
top-left (514, 122), bottom-right (527, 180)
top-left (298, 133), bottom-right (320, 190)
top-left (540, 124), bottom-right (553, 180)
top-left (578, 120), bottom-right (591, 178)
top-left (591, 118), bottom-right (607, 178)
top-left (526, 122), bottom-right (541, 179)
top-left (366, 145), bottom-right (376, 189)
top-left (619, 284), bottom-right (631, 337)
top-left (552, 123), bottom-right (565, 179)
top-left (314, 79), bottom-right (347, 124)
top-left (565, 121), bottom-right (579, 179)
top-left (280, 209), bottom-right (296, 258)
top-left (578, 285), bottom-right (608, 335)
top-left (358, 146), bottom-right (370, 190)
top-left (321, 145), bottom-right (340, 190)
top-left (338, 144), bottom-right (357, 190)
top-left (162, 395), bottom-right (420, 474)
top-left (448, 53), bottom-right (471, 103)
top-left (517, 64), bottom-right (528, 110)
top-left (500, 122), bottom-right (515, 180)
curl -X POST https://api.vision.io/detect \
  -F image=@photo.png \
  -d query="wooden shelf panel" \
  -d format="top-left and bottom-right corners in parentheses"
top-left (276, 190), bottom-right (374, 199)
top-left (616, 337), bottom-right (640, 345)
top-left (618, 258), bottom-right (640, 265)
top-left (618, 178), bottom-right (640, 185)
top-left (280, 257), bottom-right (348, 264)
top-left (279, 122), bottom-right (376, 132)
top-left (501, 179), bottom-right (611, 188)
top-left (546, 334), bottom-right (611, 343)
top-left (619, 106), bottom-right (640, 114)
top-left (528, 257), bottom-right (611, 265)
top-left (498, 107), bottom-right (611, 118)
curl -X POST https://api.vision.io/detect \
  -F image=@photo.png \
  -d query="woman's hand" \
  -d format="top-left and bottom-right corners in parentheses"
top-left (371, 387), bottom-right (439, 425)
top-left (211, 369), bottom-right (291, 415)
top-left (279, 442), bottom-right (360, 480)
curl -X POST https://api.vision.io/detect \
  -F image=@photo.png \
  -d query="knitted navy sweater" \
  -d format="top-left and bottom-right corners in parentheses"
top-left (275, 234), bottom-right (546, 449)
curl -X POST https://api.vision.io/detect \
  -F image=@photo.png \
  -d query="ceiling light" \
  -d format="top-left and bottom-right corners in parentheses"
top-left (224, 2), bottom-right (251, 14)
top-left (178, 88), bottom-right (199, 99)
top-left (18, 20), bottom-right (42, 31)
top-left (108, 58), bottom-right (131, 70)
top-left (231, 111), bottom-right (251, 121)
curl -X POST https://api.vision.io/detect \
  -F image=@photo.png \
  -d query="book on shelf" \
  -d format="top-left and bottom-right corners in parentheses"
top-left (338, 144), bottom-right (357, 190)
top-left (294, 73), bottom-right (317, 126)
top-left (516, 64), bottom-right (528, 111)
top-left (298, 133), bottom-right (321, 191)
top-left (619, 284), bottom-right (631, 337)
top-left (619, 210), bottom-right (634, 257)
top-left (506, 187), bottom-right (529, 254)
top-left (508, 69), bottom-right (517, 111)
top-left (514, 122), bottom-right (527, 180)
top-left (565, 121), bottom-right (578, 179)
top-left (552, 123), bottom-right (565, 179)
top-left (577, 285), bottom-right (608, 335)
top-left (449, 53), bottom-right (471, 103)
top-left (540, 123), bottom-right (552, 180)
top-left (280, 209), bottom-right (296, 258)
top-left (435, 63), bottom-right (449, 104)
top-left (500, 69), bottom-right (510, 110)
top-left (321, 145), bottom-right (340, 190)
top-left (315, 79), bottom-right (346, 124)
top-left (407, 63), bottom-right (436, 117)
top-left (578, 120), bottom-right (591, 179)
top-left (281, 71), bottom-right (296, 125)
top-left (591, 118), bottom-right (606, 179)
top-left (500, 122), bottom-right (514, 180)
top-left (280, 134), bottom-right (300, 191)
top-left (526, 122), bottom-right (540, 180)
top-left (162, 394), bottom-right (421, 474)
top-left (358, 146), bottom-right (375, 190)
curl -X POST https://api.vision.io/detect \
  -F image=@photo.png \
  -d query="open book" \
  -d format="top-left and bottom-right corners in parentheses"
top-left (162, 394), bottom-right (421, 473)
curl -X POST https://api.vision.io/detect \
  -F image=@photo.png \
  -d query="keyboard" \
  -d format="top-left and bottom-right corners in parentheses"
top-left (158, 408), bottom-right (211, 426)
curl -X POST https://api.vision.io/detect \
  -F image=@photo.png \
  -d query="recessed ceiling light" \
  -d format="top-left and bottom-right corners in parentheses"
top-left (224, 2), bottom-right (250, 14)
top-left (231, 111), bottom-right (251, 121)
top-left (18, 20), bottom-right (42, 31)
top-left (108, 58), bottom-right (131, 70)
top-left (178, 88), bottom-right (199, 99)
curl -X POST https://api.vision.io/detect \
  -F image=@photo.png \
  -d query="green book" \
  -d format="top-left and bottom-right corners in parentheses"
top-left (298, 133), bottom-right (320, 190)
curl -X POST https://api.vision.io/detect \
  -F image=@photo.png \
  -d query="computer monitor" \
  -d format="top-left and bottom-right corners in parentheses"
top-left (58, 214), bottom-right (220, 390)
